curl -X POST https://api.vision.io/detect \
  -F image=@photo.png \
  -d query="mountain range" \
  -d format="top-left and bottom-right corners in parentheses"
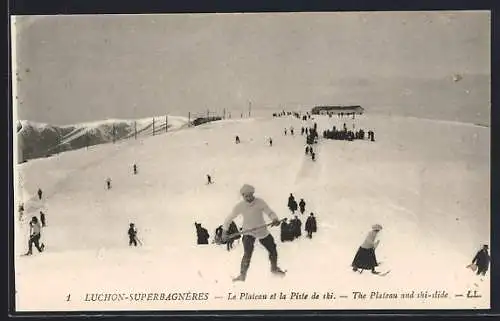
top-left (16, 116), bottom-right (190, 163)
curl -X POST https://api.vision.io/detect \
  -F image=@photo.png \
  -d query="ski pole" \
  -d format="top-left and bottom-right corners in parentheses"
top-left (135, 237), bottom-right (143, 246)
top-left (226, 218), bottom-right (286, 239)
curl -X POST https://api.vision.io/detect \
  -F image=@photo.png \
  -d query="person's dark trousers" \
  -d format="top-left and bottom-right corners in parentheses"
top-left (477, 267), bottom-right (488, 276)
top-left (307, 230), bottom-right (313, 238)
top-left (240, 234), bottom-right (278, 277)
top-left (129, 236), bottom-right (137, 246)
top-left (28, 234), bottom-right (43, 254)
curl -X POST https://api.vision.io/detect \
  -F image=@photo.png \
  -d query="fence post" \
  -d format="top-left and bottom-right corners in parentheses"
top-left (188, 112), bottom-right (191, 127)
top-left (134, 121), bottom-right (137, 140)
top-left (166, 115), bottom-right (168, 133)
top-left (56, 130), bottom-right (61, 154)
top-left (152, 118), bottom-right (155, 136)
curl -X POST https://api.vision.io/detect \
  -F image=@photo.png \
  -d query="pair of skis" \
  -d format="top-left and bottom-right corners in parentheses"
top-left (355, 268), bottom-right (391, 277)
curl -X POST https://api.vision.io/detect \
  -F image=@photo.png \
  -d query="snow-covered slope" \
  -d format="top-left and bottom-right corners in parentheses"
top-left (14, 114), bottom-right (490, 311)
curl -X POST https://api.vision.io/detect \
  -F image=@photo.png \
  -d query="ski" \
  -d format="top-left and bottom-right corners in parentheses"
top-left (376, 270), bottom-right (391, 277)
top-left (272, 270), bottom-right (287, 277)
top-left (231, 270), bottom-right (287, 282)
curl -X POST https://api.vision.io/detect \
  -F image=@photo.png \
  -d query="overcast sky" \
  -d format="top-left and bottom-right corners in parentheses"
top-left (12, 11), bottom-right (490, 124)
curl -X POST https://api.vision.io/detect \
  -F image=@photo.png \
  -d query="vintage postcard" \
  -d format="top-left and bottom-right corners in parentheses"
top-left (11, 11), bottom-right (490, 312)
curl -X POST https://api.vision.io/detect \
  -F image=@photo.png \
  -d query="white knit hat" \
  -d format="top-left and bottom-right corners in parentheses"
top-left (240, 184), bottom-right (255, 195)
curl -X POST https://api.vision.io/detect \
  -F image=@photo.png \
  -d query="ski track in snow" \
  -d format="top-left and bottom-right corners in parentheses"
top-left (14, 114), bottom-right (490, 311)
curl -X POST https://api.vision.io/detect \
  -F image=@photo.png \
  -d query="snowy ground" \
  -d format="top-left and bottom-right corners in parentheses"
top-left (13, 113), bottom-right (490, 311)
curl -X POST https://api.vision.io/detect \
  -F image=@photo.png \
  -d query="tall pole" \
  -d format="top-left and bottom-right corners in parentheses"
top-left (152, 117), bottom-right (155, 136)
top-left (112, 124), bottom-right (115, 143)
top-left (134, 121), bottom-right (137, 140)
top-left (188, 112), bottom-right (191, 127)
top-left (223, 108), bottom-right (226, 119)
top-left (166, 114), bottom-right (168, 133)
top-left (248, 100), bottom-right (252, 117)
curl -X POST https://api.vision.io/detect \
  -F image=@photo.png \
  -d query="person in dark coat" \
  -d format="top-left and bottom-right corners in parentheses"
top-left (207, 174), bottom-right (213, 184)
top-left (226, 221), bottom-right (241, 251)
top-left (37, 188), bottom-right (43, 200)
top-left (128, 223), bottom-right (138, 246)
top-left (352, 224), bottom-right (382, 274)
top-left (269, 138), bottom-right (273, 147)
top-left (195, 222), bottom-right (210, 245)
top-left (292, 216), bottom-right (302, 238)
top-left (40, 211), bottom-right (46, 227)
top-left (133, 164), bottom-right (138, 175)
top-left (214, 225), bottom-right (223, 244)
top-left (471, 245), bottom-right (490, 276)
top-left (299, 199), bottom-right (306, 214)
top-left (305, 213), bottom-right (317, 238)
top-left (106, 178), bottom-right (112, 190)
top-left (280, 218), bottom-right (292, 242)
top-left (288, 194), bottom-right (298, 214)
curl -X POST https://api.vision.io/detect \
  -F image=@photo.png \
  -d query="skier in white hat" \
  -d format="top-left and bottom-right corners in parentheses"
top-left (222, 184), bottom-right (284, 282)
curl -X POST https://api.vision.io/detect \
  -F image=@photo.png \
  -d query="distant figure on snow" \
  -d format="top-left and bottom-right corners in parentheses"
top-left (207, 174), bottom-right (213, 184)
top-left (37, 188), bottom-right (43, 200)
top-left (106, 178), bottom-right (112, 190)
top-left (351, 224), bottom-right (383, 274)
top-left (269, 138), bottom-right (273, 147)
top-left (469, 244), bottom-right (490, 276)
top-left (128, 223), bottom-right (138, 246)
top-left (25, 216), bottom-right (45, 255)
top-left (221, 184), bottom-right (284, 282)
top-left (214, 225), bottom-right (223, 244)
top-left (284, 128), bottom-right (287, 136)
top-left (40, 211), bottom-right (46, 227)
top-left (288, 194), bottom-right (298, 214)
top-left (18, 203), bottom-right (24, 221)
top-left (305, 213), bottom-right (317, 239)
top-left (133, 164), bottom-right (138, 175)
top-left (195, 222), bottom-right (210, 245)
top-left (280, 218), bottom-right (291, 242)
top-left (290, 127), bottom-right (294, 135)
top-left (290, 215), bottom-right (302, 238)
top-left (235, 136), bottom-right (240, 144)
top-left (299, 199), bottom-right (306, 214)
top-left (226, 221), bottom-right (241, 251)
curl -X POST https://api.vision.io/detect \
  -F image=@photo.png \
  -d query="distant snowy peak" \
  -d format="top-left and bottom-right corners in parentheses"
top-left (18, 116), bottom-right (190, 135)
top-left (16, 116), bottom-right (191, 163)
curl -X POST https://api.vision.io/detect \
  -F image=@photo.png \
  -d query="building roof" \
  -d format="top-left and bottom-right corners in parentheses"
top-left (311, 105), bottom-right (364, 113)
